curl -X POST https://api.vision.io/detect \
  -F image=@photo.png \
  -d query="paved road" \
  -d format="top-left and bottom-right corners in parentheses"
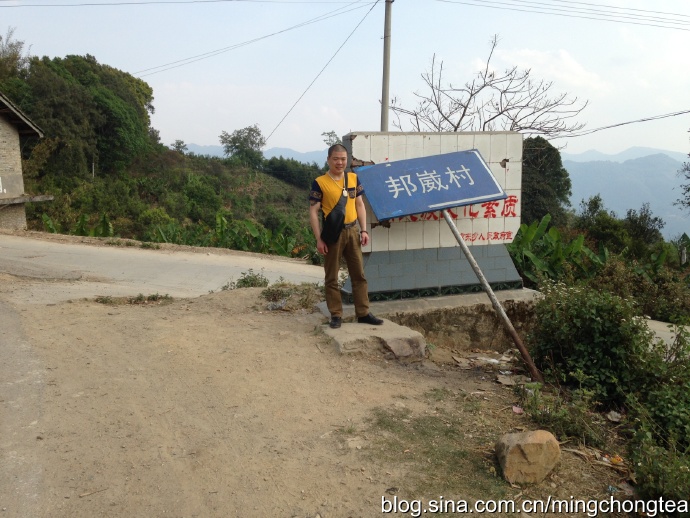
top-left (0, 232), bottom-right (682, 343)
top-left (0, 233), bottom-right (324, 304)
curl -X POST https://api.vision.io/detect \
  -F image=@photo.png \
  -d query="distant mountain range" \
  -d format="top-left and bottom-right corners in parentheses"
top-left (186, 143), bottom-right (327, 164)
top-left (186, 142), bottom-right (689, 239)
top-left (562, 146), bottom-right (688, 164)
top-left (564, 150), bottom-right (689, 239)
top-left (185, 142), bottom-right (688, 166)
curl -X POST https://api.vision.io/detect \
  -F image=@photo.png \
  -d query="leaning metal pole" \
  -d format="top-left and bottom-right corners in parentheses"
top-left (442, 210), bottom-right (543, 383)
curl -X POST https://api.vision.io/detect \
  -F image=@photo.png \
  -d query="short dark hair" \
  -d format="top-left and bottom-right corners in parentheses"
top-left (327, 143), bottom-right (347, 158)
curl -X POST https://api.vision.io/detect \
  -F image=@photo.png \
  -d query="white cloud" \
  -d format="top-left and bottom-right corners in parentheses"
top-left (495, 48), bottom-right (612, 96)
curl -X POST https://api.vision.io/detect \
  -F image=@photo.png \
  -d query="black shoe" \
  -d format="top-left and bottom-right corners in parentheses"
top-left (357, 313), bottom-right (383, 325)
top-left (329, 317), bottom-right (342, 329)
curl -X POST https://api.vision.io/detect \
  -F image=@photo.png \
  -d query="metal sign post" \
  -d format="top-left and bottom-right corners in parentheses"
top-left (441, 210), bottom-right (543, 382)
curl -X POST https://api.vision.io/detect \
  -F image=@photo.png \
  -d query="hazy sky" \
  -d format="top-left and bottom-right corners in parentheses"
top-left (3, 0), bottom-right (690, 155)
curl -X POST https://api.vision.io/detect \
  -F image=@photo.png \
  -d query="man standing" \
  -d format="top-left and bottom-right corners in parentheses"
top-left (309, 144), bottom-right (384, 329)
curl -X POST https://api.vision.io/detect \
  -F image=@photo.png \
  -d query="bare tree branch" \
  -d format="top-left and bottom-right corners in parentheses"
top-left (390, 35), bottom-right (588, 138)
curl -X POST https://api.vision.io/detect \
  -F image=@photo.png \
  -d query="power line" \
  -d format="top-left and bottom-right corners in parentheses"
top-left (435, 0), bottom-right (690, 31)
top-left (437, 0), bottom-right (690, 30)
top-left (534, 0), bottom-right (690, 19)
top-left (265, 0), bottom-right (380, 143)
top-left (551, 109), bottom-right (690, 139)
top-left (0, 0), bottom-right (361, 6)
top-left (500, 0), bottom-right (690, 26)
top-left (135, 2), bottom-right (372, 77)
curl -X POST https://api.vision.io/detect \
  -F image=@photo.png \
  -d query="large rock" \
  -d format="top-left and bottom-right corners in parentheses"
top-left (495, 430), bottom-right (560, 484)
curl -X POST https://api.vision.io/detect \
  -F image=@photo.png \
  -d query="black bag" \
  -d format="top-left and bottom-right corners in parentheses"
top-left (320, 173), bottom-right (349, 245)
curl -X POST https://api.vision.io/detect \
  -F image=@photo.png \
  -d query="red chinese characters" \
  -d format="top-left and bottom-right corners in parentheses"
top-left (386, 195), bottom-right (518, 225)
top-left (459, 231), bottom-right (514, 242)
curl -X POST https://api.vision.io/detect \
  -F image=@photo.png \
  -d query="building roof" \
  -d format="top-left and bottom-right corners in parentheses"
top-left (0, 91), bottom-right (44, 138)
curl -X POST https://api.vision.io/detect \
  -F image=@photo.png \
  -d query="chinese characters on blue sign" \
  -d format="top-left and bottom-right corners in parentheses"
top-left (355, 150), bottom-right (506, 221)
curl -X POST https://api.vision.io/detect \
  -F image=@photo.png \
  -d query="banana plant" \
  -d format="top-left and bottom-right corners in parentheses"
top-left (42, 213), bottom-right (59, 233)
top-left (507, 214), bottom-right (553, 283)
top-left (508, 214), bottom-right (607, 284)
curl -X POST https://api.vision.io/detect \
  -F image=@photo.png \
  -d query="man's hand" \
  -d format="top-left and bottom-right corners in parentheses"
top-left (317, 238), bottom-right (328, 255)
top-left (360, 231), bottom-right (369, 247)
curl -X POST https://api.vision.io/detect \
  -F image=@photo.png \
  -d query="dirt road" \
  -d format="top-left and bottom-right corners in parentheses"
top-left (0, 231), bottom-right (628, 517)
top-left (0, 233), bottom-right (483, 517)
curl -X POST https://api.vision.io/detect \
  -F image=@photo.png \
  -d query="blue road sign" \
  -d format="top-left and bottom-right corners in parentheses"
top-left (354, 149), bottom-right (506, 221)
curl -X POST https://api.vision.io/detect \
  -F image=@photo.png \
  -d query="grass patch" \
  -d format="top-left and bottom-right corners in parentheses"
top-left (260, 280), bottom-right (324, 311)
top-left (334, 423), bottom-right (357, 436)
top-left (425, 388), bottom-right (452, 402)
top-left (94, 293), bottom-right (173, 306)
top-left (222, 268), bottom-right (270, 290)
top-left (129, 293), bottom-right (173, 304)
top-left (363, 403), bottom-right (508, 499)
top-left (216, 270), bottom-right (324, 311)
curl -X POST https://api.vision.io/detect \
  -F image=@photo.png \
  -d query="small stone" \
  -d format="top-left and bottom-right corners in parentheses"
top-left (606, 410), bottom-right (622, 422)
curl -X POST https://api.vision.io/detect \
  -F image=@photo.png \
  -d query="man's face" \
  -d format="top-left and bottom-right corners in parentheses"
top-left (327, 151), bottom-right (348, 175)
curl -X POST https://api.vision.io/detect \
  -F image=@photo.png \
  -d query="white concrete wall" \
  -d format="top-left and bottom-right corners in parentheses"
top-left (343, 132), bottom-right (522, 253)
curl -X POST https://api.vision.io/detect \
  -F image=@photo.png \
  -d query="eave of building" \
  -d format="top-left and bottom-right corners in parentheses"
top-left (0, 91), bottom-right (44, 138)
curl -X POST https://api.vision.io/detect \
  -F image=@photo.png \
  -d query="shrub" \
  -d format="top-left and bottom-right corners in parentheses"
top-left (140, 207), bottom-right (174, 228)
top-left (528, 282), bottom-right (690, 502)
top-left (629, 417), bottom-right (690, 502)
top-left (529, 282), bottom-right (655, 407)
top-left (588, 255), bottom-right (690, 323)
top-left (225, 269), bottom-right (270, 289)
top-left (635, 327), bottom-right (690, 450)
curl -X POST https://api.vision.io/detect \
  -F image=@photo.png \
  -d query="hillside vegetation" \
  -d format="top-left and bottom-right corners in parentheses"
top-left (0, 47), bottom-right (321, 258)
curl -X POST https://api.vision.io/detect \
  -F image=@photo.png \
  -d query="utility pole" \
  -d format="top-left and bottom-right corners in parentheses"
top-left (380, 0), bottom-right (393, 131)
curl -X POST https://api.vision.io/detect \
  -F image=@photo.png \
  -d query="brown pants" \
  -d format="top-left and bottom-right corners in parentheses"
top-left (323, 226), bottom-right (370, 318)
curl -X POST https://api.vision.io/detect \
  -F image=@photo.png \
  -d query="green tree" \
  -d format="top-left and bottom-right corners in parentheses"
top-left (18, 56), bottom-right (102, 178)
top-left (171, 140), bottom-right (187, 154)
top-left (521, 136), bottom-right (572, 226)
top-left (624, 202), bottom-right (664, 257)
top-left (219, 124), bottom-right (265, 169)
top-left (0, 27), bottom-right (30, 81)
top-left (67, 55), bottom-right (154, 172)
top-left (4, 54), bottom-right (154, 177)
top-left (575, 195), bottom-right (630, 253)
top-left (263, 156), bottom-right (321, 189)
top-left (321, 130), bottom-right (341, 147)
